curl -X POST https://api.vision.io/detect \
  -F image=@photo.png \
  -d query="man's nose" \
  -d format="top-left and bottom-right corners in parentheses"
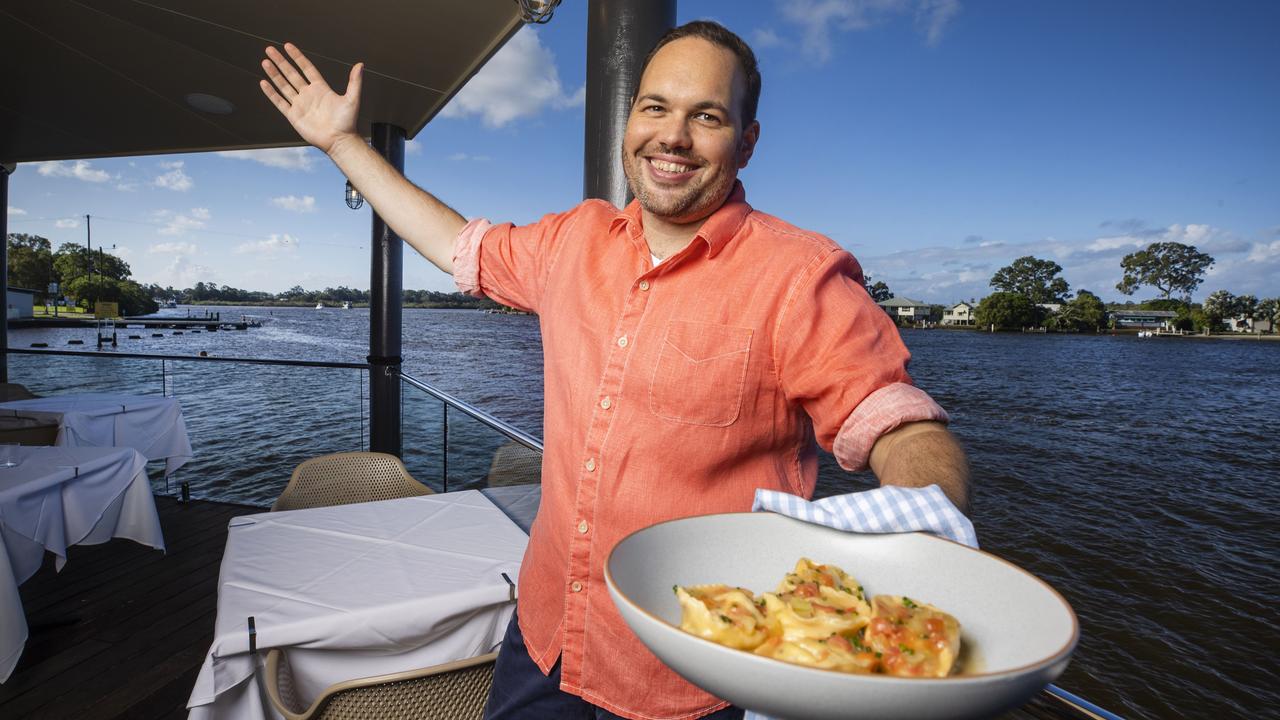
top-left (654, 115), bottom-right (692, 149)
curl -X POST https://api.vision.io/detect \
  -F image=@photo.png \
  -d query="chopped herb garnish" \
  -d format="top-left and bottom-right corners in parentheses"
top-left (719, 614), bottom-right (732, 624)
top-left (673, 585), bottom-right (679, 595)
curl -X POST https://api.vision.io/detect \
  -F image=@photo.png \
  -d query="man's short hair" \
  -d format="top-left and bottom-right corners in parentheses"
top-left (638, 20), bottom-right (762, 129)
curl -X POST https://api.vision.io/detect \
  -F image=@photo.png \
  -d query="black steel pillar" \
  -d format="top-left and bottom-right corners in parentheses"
top-left (583, 0), bottom-right (676, 205)
top-left (368, 124), bottom-right (405, 456)
top-left (1, 165), bottom-right (8, 383)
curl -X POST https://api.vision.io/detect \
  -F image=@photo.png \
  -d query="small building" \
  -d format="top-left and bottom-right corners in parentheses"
top-left (6, 287), bottom-right (37, 320)
top-left (1108, 309), bottom-right (1177, 329)
top-left (1037, 303), bottom-right (1063, 315)
top-left (877, 296), bottom-right (931, 323)
top-left (942, 301), bottom-right (975, 326)
top-left (1226, 315), bottom-right (1273, 333)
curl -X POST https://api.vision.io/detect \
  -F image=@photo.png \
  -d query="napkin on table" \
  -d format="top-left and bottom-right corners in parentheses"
top-left (743, 484), bottom-right (977, 720)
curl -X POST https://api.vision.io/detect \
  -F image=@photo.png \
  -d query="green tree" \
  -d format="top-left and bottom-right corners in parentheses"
top-left (1259, 297), bottom-right (1280, 333)
top-left (52, 242), bottom-right (132, 286)
top-left (974, 292), bottom-right (1039, 330)
top-left (1054, 290), bottom-right (1106, 332)
top-left (1236, 294), bottom-right (1259, 328)
top-left (1116, 242), bottom-right (1214, 300)
top-left (866, 280), bottom-right (893, 303)
top-left (989, 256), bottom-right (1071, 304)
top-left (6, 233), bottom-right (55, 297)
top-left (1201, 290), bottom-right (1236, 331)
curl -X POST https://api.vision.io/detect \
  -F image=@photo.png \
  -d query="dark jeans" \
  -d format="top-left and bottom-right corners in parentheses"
top-left (483, 609), bottom-right (744, 720)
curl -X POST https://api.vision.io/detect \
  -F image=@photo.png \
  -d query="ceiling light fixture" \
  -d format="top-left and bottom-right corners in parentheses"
top-left (345, 180), bottom-right (364, 210)
top-left (185, 93), bottom-right (236, 115)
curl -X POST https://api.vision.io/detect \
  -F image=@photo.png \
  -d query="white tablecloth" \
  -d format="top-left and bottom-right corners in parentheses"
top-left (187, 490), bottom-right (528, 720)
top-left (0, 393), bottom-right (193, 477)
top-left (0, 445), bottom-right (165, 682)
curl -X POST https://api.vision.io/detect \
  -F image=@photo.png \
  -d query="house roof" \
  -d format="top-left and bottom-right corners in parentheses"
top-left (878, 297), bottom-right (929, 308)
top-left (946, 302), bottom-right (973, 311)
top-left (1109, 310), bottom-right (1178, 318)
top-left (1, 0), bottom-right (524, 163)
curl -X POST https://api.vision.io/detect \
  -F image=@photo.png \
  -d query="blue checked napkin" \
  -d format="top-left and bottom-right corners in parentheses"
top-left (743, 484), bottom-right (977, 720)
top-left (751, 484), bottom-right (978, 548)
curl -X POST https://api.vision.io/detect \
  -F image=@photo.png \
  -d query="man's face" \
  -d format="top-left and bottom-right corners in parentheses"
top-left (622, 37), bottom-right (759, 225)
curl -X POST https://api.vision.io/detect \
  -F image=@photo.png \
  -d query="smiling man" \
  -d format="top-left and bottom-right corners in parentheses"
top-left (261, 20), bottom-right (968, 720)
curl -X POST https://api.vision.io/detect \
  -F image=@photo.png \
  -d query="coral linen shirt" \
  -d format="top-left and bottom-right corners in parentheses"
top-left (453, 183), bottom-right (946, 720)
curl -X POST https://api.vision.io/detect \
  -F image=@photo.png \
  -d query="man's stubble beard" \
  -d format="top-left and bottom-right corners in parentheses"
top-left (621, 146), bottom-right (735, 223)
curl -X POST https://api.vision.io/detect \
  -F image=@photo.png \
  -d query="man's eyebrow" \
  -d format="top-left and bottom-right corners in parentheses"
top-left (634, 94), bottom-right (731, 116)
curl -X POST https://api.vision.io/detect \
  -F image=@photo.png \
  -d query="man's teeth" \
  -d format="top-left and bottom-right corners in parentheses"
top-left (650, 159), bottom-right (694, 173)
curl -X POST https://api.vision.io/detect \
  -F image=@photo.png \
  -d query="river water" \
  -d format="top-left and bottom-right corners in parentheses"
top-left (8, 307), bottom-right (1277, 719)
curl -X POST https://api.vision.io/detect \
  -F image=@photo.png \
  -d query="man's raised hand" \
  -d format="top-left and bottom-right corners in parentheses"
top-left (259, 43), bottom-right (363, 155)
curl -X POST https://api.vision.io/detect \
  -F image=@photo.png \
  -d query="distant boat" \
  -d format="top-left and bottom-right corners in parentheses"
top-left (162, 299), bottom-right (178, 309)
top-left (342, 301), bottom-right (352, 310)
top-left (315, 302), bottom-right (324, 310)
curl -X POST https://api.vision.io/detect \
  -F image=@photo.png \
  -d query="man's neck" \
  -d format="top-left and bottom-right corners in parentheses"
top-left (641, 210), bottom-right (703, 260)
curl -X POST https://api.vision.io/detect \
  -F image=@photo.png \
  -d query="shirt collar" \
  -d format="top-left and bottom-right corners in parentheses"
top-left (610, 181), bottom-right (752, 259)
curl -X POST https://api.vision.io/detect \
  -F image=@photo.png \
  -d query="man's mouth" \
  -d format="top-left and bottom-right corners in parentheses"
top-left (646, 156), bottom-right (699, 180)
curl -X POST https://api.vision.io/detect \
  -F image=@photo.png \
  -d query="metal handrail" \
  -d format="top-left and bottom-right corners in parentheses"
top-left (6, 347), bottom-right (368, 370)
top-left (397, 370), bottom-right (543, 454)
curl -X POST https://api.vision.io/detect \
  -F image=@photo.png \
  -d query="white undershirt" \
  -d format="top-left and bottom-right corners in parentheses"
top-left (651, 253), bottom-right (665, 267)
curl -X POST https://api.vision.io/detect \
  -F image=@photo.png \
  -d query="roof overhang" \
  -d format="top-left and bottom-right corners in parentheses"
top-left (1, 0), bottom-right (526, 164)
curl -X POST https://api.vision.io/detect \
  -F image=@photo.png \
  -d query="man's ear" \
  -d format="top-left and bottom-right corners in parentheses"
top-left (738, 120), bottom-right (760, 169)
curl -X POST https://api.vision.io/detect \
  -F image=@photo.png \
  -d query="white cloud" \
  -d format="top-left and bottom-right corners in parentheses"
top-left (441, 29), bottom-right (584, 127)
top-left (6, 206), bottom-right (26, 216)
top-left (55, 218), bottom-right (80, 229)
top-left (217, 148), bottom-right (317, 171)
top-left (234, 233), bottom-right (298, 256)
top-left (270, 195), bottom-right (317, 213)
top-left (116, 182), bottom-right (140, 192)
top-left (148, 241), bottom-right (198, 255)
top-left (449, 152), bottom-right (492, 162)
top-left (33, 160), bottom-right (111, 183)
top-left (779, 0), bottom-right (962, 64)
top-left (158, 255), bottom-right (213, 289)
top-left (753, 27), bottom-right (784, 48)
top-left (153, 161), bottom-right (193, 191)
top-left (405, 140), bottom-right (423, 156)
top-left (154, 208), bottom-right (210, 235)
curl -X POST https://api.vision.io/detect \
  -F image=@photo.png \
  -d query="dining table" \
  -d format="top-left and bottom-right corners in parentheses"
top-left (0, 445), bottom-right (165, 682)
top-left (0, 393), bottom-right (193, 477)
top-left (186, 489), bottom-right (529, 720)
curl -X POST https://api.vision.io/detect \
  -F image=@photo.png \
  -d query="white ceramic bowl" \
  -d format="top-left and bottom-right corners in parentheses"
top-left (605, 512), bottom-right (1077, 720)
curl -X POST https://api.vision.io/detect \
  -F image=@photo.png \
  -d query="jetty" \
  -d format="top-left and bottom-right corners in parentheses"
top-left (8, 316), bottom-right (261, 331)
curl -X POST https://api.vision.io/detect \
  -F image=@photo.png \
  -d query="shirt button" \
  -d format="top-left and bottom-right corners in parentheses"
top-left (617, 335), bottom-right (628, 348)
top-left (571, 581), bottom-right (583, 593)
top-left (639, 280), bottom-right (650, 291)
top-left (600, 397), bottom-right (612, 410)
top-left (585, 458), bottom-right (596, 472)
top-left (577, 520), bottom-right (589, 534)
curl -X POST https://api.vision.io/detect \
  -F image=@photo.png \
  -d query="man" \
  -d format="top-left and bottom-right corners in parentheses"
top-left (260, 20), bottom-right (969, 720)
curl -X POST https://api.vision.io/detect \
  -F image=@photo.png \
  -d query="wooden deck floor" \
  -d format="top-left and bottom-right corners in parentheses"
top-left (0, 495), bottom-right (1102, 720)
top-left (1, 495), bottom-right (253, 720)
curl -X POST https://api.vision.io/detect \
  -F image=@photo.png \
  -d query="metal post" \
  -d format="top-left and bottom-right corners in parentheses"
top-left (583, 0), bottom-right (676, 205)
top-left (368, 123), bottom-right (405, 457)
top-left (1, 165), bottom-right (8, 382)
top-left (442, 404), bottom-right (449, 492)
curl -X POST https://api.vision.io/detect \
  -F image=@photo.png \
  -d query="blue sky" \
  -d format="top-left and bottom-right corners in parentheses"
top-left (6, 0), bottom-right (1278, 303)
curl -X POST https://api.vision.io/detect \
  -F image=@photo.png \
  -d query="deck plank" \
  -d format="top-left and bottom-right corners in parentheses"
top-left (0, 495), bottom-right (1100, 720)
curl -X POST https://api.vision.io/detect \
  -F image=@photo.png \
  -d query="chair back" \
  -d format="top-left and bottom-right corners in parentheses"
top-left (0, 383), bottom-right (39, 402)
top-left (271, 451), bottom-right (432, 511)
top-left (266, 649), bottom-right (497, 720)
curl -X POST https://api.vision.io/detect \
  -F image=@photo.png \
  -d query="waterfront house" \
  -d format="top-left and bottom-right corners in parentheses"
top-left (5, 288), bottom-right (36, 320)
top-left (1108, 309), bottom-right (1177, 329)
top-left (878, 296), bottom-right (932, 323)
top-left (1226, 315), bottom-right (1274, 333)
top-left (942, 301), bottom-right (976, 325)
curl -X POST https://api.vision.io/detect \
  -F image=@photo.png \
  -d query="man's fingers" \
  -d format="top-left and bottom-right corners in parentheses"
top-left (285, 42), bottom-right (328, 89)
top-left (345, 63), bottom-right (363, 101)
top-left (261, 58), bottom-right (298, 98)
top-left (259, 79), bottom-right (291, 114)
top-left (266, 44), bottom-right (310, 94)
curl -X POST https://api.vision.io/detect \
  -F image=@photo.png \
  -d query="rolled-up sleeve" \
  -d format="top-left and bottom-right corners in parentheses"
top-left (776, 248), bottom-right (949, 471)
top-left (452, 218), bottom-right (491, 298)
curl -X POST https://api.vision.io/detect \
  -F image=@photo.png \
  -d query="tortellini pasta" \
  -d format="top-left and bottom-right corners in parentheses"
top-left (675, 557), bottom-right (962, 677)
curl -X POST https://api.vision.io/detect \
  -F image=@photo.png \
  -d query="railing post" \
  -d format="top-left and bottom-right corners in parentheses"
top-left (442, 403), bottom-right (449, 492)
top-left (1, 165), bottom-right (10, 383)
top-left (368, 123), bottom-right (405, 457)
top-left (583, 0), bottom-right (676, 204)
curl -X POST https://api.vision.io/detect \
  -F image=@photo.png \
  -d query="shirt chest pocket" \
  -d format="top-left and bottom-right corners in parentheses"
top-left (648, 320), bottom-right (754, 427)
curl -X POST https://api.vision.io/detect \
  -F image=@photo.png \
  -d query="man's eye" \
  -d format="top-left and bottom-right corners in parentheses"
top-left (695, 112), bottom-right (721, 124)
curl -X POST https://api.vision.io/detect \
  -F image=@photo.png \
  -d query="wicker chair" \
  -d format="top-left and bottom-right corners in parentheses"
top-left (271, 452), bottom-right (432, 512)
top-left (265, 649), bottom-right (497, 720)
top-left (485, 440), bottom-right (542, 487)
